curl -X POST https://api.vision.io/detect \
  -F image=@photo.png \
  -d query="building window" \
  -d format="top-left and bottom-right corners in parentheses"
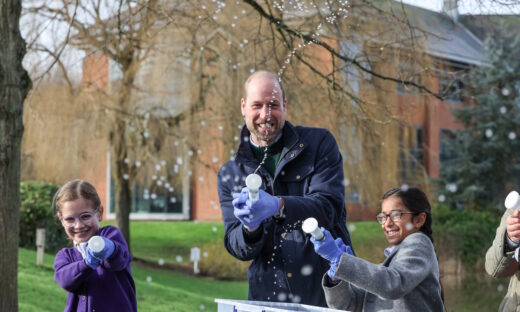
top-left (439, 73), bottom-right (464, 102)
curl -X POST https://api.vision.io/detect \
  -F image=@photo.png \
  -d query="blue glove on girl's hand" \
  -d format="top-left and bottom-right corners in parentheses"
top-left (92, 237), bottom-right (115, 260)
top-left (327, 238), bottom-right (354, 279)
top-left (85, 247), bottom-right (101, 270)
top-left (310, 228), bottom-right (343, 264)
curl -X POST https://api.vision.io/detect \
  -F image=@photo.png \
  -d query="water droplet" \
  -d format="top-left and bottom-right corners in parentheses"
top-left (176, 255), bottom-right (183, 263)
top-left (347, 223), bottom-right (356, 232)
top-left (277, 292), bottom-right (287, 301)
top-left (146, 276), bottom-right (152, 283)
top-left (438, 194), bottom-right (446, 202)
top-left (502, 88), bottom-right (510, 96)
top-left (158, 258), bottom-right (165, 266)
top-left (500, 106), bottom-right (507, 114)
top-left (300, 265), bottom-right (313, 276)
top-left (509, 132), bottom-right (517, 140)
top-left (485, 129), bottom-right (493, 138)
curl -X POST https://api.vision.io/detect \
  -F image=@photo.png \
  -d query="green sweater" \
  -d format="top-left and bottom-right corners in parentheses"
top-left (249, 137), bottom-right (284, 178)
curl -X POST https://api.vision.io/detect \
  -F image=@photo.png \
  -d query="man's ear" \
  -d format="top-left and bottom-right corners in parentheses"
top-left (241, 98), bottom-right (246, 116)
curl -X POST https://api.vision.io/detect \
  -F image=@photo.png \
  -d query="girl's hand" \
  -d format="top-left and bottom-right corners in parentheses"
top-left (85, 247), bottom-right (101, 269)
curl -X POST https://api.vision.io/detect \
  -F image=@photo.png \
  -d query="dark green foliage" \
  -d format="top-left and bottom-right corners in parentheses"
top-left (433, 204), bottom-right (500, 266)
top-left (19, 181), bottom-right (69, 252)
top-left (440, 27), bottom-right (520, 211)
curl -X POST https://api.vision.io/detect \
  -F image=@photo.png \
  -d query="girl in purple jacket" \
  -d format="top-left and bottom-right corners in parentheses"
top-left (52, 179), bottom-right (137, 312)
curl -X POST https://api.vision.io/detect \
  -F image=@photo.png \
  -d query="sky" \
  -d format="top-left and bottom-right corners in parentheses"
top-left (401, 0), bottom-right (520, 14)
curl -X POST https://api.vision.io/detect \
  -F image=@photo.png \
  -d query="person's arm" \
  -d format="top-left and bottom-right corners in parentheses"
top-left (98, 226), bottom-right (132, 271)
top-left (322, 273), bottom-right (364, 312)
top-left (218, 166), bottom-right (265, 260)
top-left (485, 209), bottom-right (520, 278)
top-left (281, 130), bottom-right (346, 234)
top-left (53, 249), bottom-right (93, 292)
top-left (333, 233), bottom-right (435, 299)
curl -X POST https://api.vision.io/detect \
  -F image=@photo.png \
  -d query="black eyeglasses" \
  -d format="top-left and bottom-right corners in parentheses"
top-left (376, 211), bottom-right (416, 225)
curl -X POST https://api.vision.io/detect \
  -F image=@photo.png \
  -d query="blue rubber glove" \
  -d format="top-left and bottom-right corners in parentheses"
top-left (92, 237), bottom-right (115, 260)
top-left (85, 247), bottom-right (101, 270)
top-left (244, 189), bottom-right (280, 229)
top-left (232, 188), bottom-right (249, 210)
top-left (233, 188), bottom-right (254, 228)
top-left (310, 228), bottom-right (343, 264)
top-left (327, 238), bottom-right (354, 279)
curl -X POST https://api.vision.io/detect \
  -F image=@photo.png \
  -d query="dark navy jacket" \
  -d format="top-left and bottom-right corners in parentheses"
top-left (217, 121), bottom-right (353, 307)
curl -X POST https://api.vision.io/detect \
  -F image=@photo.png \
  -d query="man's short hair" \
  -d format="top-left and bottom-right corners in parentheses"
top-left (243, 70), bottom-right (286, 101)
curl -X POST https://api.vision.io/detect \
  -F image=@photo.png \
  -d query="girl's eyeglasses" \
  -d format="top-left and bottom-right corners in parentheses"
top-left (60, 208), bottom-right (99, 228)
top-left (376, 211), bottom-right (416, 225)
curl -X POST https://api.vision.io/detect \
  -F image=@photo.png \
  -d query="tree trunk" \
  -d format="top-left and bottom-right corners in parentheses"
top-left (0, 0), bottom-right (32, 310)
top-left (111, 120), bottom-right (132, 247)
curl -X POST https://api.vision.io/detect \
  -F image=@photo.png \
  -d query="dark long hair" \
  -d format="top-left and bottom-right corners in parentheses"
top-left (381, 187), bottom-right (433, 243)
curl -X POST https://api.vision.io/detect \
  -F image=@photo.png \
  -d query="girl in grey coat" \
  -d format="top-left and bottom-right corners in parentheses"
top-left (310, 187), bottom-right (445, 312)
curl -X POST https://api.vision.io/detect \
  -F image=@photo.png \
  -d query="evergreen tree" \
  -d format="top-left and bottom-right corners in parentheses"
top-left (440, 28), bottom-right (520, 212)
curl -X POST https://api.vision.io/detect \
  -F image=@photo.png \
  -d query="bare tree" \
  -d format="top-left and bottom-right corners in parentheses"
top-left (0, 0), bottom-right (32, 310)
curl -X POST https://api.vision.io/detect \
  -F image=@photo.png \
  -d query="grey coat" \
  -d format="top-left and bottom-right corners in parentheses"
top-left (485, 208), bottom-right (520, 312)
top-left (322, 232), bottom-right (444, 312)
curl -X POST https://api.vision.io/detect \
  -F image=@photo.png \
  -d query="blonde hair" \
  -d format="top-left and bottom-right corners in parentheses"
top-left (53, 179), bottom-right (101, 216)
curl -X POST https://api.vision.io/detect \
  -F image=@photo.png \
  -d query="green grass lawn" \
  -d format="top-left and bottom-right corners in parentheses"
top-left (18, 247), bottom-right (247, 312)
top-left (19, 220), bottom-right (505, 311)
top-left (103, 221), bottom-right (225, 266)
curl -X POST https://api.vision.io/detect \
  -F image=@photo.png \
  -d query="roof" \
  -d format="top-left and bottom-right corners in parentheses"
top-left (392, 2), bottom-right (487, 66)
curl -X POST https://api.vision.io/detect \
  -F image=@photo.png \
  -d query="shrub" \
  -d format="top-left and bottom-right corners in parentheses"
top-left (19, 181), bottom-right (69, 252)
top-left (433, 204), bottom-right (500, 267)
top-left (198, 243), bottom-right (250, 280)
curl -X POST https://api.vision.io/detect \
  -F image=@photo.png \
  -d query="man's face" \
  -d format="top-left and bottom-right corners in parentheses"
top-left (241, 75), bottom-right (286, 146)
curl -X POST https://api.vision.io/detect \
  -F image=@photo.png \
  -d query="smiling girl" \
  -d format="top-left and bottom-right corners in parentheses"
top-left (310, 187), bottom-right (444, 312)
top-left (52, 179), bottom-right (137, 312)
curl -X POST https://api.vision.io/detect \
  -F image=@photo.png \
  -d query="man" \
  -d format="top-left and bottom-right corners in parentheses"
top-left (217, 70), bottom-right (353, 307)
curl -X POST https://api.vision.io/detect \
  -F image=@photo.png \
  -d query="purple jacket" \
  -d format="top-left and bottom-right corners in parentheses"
top-left (53, 226), bottom-right (137, 312)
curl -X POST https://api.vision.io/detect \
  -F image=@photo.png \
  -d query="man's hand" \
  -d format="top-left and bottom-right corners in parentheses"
top-left (507, 210), bottom-right (520, 243)
top-left (232, 188), bottom-right (280, 230)
top-left (92, 237), bottom-right (115, 260)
